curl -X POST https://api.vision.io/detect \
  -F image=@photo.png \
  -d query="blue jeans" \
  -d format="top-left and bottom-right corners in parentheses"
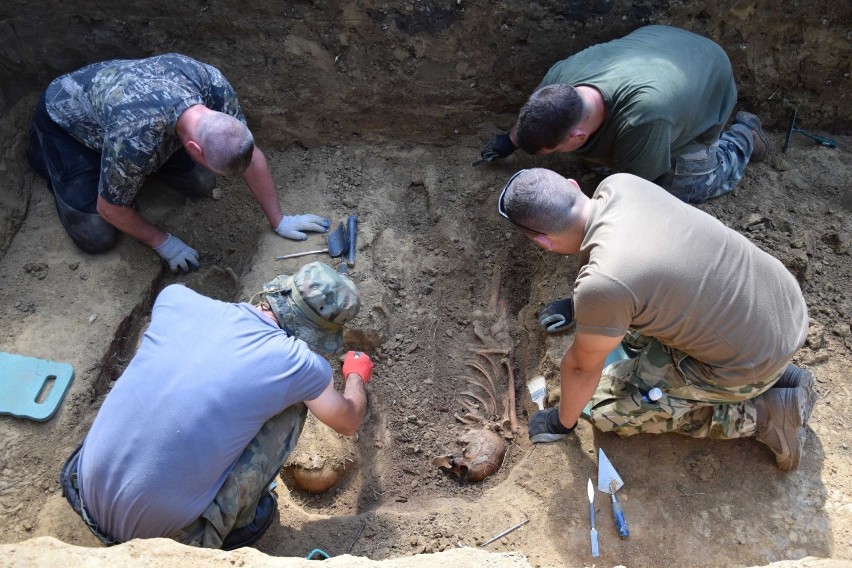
top-left (27, 92), bottom-right (216, 254)
top-left (656, 123), bottom-right (754, 204)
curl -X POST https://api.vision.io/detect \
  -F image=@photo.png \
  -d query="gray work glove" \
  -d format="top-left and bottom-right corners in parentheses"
top-left (153, 233), bottom-right (199, 273)
top-left (480, 132), bottom-right (518, 162)
top-left (274, 214), bottom-right (330, 241)
top-left (538, 297), bottom-right (575, 334)
top-left (529, 407), bottom-right (577, 443)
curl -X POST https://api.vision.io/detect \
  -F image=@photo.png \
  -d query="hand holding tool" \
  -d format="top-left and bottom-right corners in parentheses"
top-left (598, 448), bottom-right (629, 539)
top-left (588, 478), bottom-right (600, 557)
top-left (477, 132), bottom-right (517, 165)
top-left (342, 351), bottom-right (373, 384)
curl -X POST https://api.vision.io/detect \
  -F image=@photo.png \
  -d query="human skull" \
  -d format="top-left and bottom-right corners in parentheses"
top-left (432, 429), bottom-right (507, 482)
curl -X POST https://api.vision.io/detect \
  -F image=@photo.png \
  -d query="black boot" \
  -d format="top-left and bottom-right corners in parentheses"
top-left (221, 489), bottom-right (277, 551)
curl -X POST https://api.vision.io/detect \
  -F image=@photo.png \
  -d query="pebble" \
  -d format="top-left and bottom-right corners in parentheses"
top-left (833, 323), bottom-right (851, 337)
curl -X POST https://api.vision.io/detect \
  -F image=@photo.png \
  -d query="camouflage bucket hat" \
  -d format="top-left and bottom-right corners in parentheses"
top-left (255, 261), bottom-right (361, 354)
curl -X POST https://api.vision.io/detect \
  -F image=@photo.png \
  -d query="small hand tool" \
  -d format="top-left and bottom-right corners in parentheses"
top-left (526, 375), bottom-right (546, 410)
top-left (275, 221), bottom-right (348, 261)
top-left (478, 518), bottom-right (530, 547)
top-left (598, 448), bottom-right (629, 539)
top-left (783, 109), bottom-right (839, 153)
top-left (587, 478), bottom-right (600, 557)
top-left (344, 214), bottom-right (358, 267)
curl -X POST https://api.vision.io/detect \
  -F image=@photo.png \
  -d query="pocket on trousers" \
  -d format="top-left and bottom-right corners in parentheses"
top-left (673, 143), bottom-right (720, 177)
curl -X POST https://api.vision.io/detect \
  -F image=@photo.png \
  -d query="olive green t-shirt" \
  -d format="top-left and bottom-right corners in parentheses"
top-left (574, 174), bottom-right (809, 385)
top-left (541, 25), bottom-right (737, 182)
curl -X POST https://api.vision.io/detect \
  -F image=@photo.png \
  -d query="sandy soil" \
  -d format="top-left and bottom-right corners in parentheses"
top-left (1, 121), bottom-right (850, 567)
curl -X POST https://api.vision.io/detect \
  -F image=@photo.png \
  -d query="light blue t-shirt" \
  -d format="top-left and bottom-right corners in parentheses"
top-left (78, 284), bottom-right (331, 541)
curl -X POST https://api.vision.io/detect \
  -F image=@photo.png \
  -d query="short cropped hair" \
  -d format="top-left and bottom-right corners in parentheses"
top-left (501, 168), bottom-right (581, 234)
top-left (516, 85), bottom-right (585, 154)
top-left (197, 112), bottom-right (254, 176)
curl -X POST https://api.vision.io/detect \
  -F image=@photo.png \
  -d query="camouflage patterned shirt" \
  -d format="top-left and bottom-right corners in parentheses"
top-left (45, 53), bottom-right (245, 206)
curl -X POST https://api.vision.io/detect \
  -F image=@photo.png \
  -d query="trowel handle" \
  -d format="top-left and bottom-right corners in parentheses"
top-left (275, 249), bottom-right (327, 261)
top-left (610, 493), bottom-right (629, 539)
top-left (345, 215), bottom-right (358, 267)
top-left (808, 133), bottom-right (838, 148)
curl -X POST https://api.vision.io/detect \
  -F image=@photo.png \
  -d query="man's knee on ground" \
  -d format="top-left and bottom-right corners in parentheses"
top-left (76, 230), bottom-right (119, 255)
top-left (55, 199), bottom-right (120, 254)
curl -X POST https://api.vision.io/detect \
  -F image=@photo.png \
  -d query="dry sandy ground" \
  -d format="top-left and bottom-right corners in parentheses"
top-left (0, 127), bottom-right (850, 567)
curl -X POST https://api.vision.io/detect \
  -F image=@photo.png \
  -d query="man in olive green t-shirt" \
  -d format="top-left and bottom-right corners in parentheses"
top-left (481, 26), bottom-right (771, 204)
top-left (498, 168), bottom-right (816, 471)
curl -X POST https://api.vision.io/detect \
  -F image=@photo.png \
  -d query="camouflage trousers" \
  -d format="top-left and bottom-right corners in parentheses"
top-left (655, 124), bottom-right (753, 204)
top-left (587, 337), bottom-right (786, 439)
top-left (168, 404), bottom-right (307, 549)
top-left (585, 125), bottom-right (753, 205)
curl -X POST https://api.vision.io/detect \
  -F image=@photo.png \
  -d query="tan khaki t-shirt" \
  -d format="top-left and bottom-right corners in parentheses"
top-left (574, 174), bottom-right (809, 384)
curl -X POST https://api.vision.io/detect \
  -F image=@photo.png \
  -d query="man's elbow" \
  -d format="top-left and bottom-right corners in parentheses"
top-left (335, 423), bottom-right (359, 437)
top-left (95, 198), bottom-right (121, 222)
top-left (331, 414), bottom-right (362, 437)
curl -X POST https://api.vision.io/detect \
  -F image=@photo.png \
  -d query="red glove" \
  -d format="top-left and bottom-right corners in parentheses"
top-left (342, 351), bottom-right (373, 384)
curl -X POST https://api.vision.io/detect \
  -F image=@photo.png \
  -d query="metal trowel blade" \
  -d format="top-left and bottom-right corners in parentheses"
top-left (597, 448), bottom-right (624, 494)
top-left (326, 222), bottom-right (348, 258)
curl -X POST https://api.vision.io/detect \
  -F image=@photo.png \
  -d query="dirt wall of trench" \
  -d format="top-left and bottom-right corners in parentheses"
top-left (0, 3), bottom-right (851, 567)
top-left (1, 0), bottom-right (850, 255)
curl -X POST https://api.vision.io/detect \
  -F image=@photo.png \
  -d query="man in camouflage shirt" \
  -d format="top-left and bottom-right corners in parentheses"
top-left (499, 168), bottom-right (817, 471)
top-left (28, 53), bottom-right (328, 272)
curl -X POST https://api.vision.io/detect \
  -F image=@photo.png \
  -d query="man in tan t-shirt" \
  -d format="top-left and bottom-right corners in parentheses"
top-left (498, 168), bottom-right (816, 470)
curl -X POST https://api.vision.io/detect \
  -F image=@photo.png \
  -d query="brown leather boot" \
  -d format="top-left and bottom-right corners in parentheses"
top-left (755, 387), bottom-right (809, 471)
top-left (735, 111), bottom-right (770, 162)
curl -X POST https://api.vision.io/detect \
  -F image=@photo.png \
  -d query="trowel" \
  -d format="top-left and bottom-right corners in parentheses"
top-left (275, 221), bottom-right (348, 261)
top-left (598, 448), bottom-right (629, 539)
top-left (274, 215), bottom-right (357, 273)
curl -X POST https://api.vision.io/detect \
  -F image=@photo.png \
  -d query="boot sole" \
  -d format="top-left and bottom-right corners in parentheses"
top-left (774, 366), bottom-right (817, 427)
top-left (777, 387), bottom-right (807, 471)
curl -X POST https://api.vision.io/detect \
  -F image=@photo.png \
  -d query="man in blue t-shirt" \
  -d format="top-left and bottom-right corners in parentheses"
top-left (27, 53), bottom-right (329, 272)
top-left (60, 261), bottom-right (374, 550)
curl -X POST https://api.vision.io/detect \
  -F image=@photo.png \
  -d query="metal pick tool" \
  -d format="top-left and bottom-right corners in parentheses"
top-left (587, 478), bottom-right (600, 557)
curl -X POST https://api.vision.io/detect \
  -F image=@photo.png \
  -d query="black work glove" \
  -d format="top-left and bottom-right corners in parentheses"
top-left (480, 132), bottom-right (518, 162)
top-left (529, 407), bottom-right (577, 443)
top-left (538, 297), bottom-right (575, 333)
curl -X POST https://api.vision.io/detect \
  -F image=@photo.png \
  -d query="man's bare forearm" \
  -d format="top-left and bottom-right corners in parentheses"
top-left (242, 146), bottom-right (284, 228)
top-left (557, 349), bottom-right (604, 428)
top-left (96, 197), bottom-right (167, 247)
top-left (339, 373), bottom-right (367, 435)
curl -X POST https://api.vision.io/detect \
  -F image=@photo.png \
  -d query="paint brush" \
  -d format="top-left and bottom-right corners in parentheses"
top-left (526, 375), bottom-right (546, 410)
